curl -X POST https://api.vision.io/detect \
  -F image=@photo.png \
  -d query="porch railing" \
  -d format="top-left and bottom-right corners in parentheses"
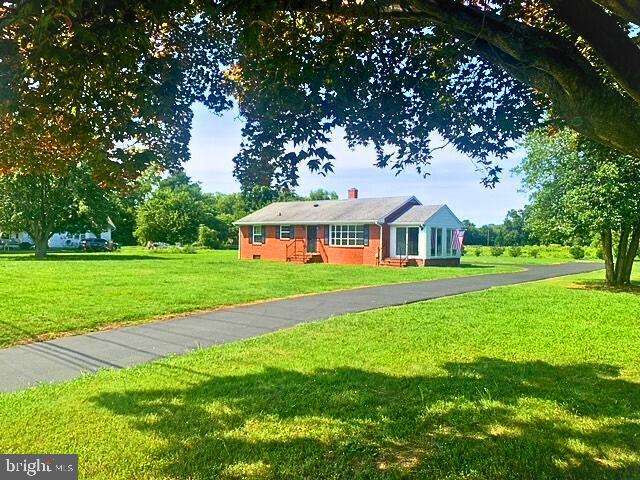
top-left (286, 238), bottom-right (307, 262)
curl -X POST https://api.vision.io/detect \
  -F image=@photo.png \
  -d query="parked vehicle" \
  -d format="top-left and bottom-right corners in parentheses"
top-left (19, 242), bottom-right (34, 251)
top-left (0, 239), bottom-right (21, 251)
top-left (80, 238), bottom-right (109, 252)
top-left (80, 238), bottom-right (119, 252)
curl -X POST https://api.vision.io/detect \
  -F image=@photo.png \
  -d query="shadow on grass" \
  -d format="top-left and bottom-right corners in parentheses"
top-left (93, 358), bottom-right (640, 479)
top-left (453, 263), bottom-right (497, 269)
top-left (569, 280), bottom-right (640, 295)
top-left (4, 253), bottom-right (168, 262)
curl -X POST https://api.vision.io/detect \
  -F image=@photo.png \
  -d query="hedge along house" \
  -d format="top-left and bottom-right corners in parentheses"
top-left (235, 189), bottom-right (465, 267)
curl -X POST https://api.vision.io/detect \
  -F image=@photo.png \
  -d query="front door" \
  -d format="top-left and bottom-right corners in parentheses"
top-left (395, 227), bottom-right (420, 256)
top-left (306, 226), bottom-right (318, 253)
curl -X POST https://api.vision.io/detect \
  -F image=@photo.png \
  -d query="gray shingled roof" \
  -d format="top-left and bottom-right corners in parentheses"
top-left (235, 196), bottom-right (416, 225)
top-left (389, 205), bottom-right (444, 224)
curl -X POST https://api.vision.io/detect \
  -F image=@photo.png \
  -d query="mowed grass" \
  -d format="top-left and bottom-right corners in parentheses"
top-left (0, 248), bottom-right (517, 347)
top-left (1, 267), bottom-right (639, 479)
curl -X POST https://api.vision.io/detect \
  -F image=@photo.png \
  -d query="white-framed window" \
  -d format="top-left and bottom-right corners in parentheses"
top-left (279, 225), bottom-right (292, 240)
top-left (252, 225), bottom-right (264, 244)
top-left (430, 227), bottom-right (443, 257)
top-left (446, 228), bottom-right (457, 256)
top-left (330, 225), bottom-right (365, 246)
top-left (395, 227), bottom-right (420, 256)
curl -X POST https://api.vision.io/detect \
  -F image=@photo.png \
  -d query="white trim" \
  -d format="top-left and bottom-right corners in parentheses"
top-left (279, 225), bottom-right (292, 240)
top-left (252, 225), bottom-right (264, 244)
top-left (426, 226), bottom-right (461, 258)
top-left (428, 226), bottom-right (444, 258)
top-left (390, 225), bottom-right (423, 259)
top-left (329, 224), bottom-right (366, 247)
top-left (445, 227), bottom-right (460, 257)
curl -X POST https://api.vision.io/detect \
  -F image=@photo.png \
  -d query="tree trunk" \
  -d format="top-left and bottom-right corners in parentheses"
top-left (603, 226), bottom-right (639, 286)
top-left (32, 231), bottom-right (49, 258)
top-left (602, 230), bottom-right (615, 285)
top-left (614, 226), bottom-right (630, 285)
top-left (621, 224), bottom-right (640, 285)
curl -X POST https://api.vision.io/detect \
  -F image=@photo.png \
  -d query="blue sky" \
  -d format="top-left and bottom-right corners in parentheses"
top-left (184, 103), bottom-right (528, 225)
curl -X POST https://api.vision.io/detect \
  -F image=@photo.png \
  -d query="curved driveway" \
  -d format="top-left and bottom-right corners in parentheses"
top-left (0, 262), bottom-right (602, 393)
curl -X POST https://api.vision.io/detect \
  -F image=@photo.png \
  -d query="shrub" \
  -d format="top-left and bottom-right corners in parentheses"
top-left (474, 247), bottom-right (483, 256)
top-left (508, 246), bottom-right (522, 257)
top-left (491, 246), bottom-right (505, 256)
top-left (596, 247), bottom-right (604, 260)
top-left (197, 224), bottom-right (220, 249)
top-left (154, 245), bottom-right (198, 254)
top-left (528, 247), bottom-right (540, 258)
top-left (541, 244), bottom-right (571, 258)
top-left (569, 245), bottom-right (585, 259)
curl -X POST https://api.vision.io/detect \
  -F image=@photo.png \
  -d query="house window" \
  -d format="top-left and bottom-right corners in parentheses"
top-left (279, 225), bottom-right (292, 240)
top-left (430, 227), bottom-right (443, 257)
top-left (395, 227), bottom-right (419, 256)
top-left (330, 225), bottom-right (365, 246)
top-left (252, 225), bottom-right (264, 244)
top-left (446, 228), bottom-right (457, 256)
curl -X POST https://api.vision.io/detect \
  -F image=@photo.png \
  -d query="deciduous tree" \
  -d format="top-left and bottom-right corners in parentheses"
top-left (134, 173), bottom-right (223, 245)
top-left (518, 129), bottom-right (640, 286)
top-left (2, 1), bottom-right (640, 187)
top-left (0, 167), bottom-right (114, 257)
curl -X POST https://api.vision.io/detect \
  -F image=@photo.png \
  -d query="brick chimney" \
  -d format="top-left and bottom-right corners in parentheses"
top-left (348, 188), bottom-right (359, 199)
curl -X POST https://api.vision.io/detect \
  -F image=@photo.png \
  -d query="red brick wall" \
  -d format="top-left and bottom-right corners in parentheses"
top-left (239, 225), bottom-right (288, 261)
top-left (239, 224), bottom-right (382, 266)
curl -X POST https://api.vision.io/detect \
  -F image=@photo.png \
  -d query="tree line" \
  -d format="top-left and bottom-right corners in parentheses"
top-left (463, 129), bottom-right (640, 285)
top-left (0, 167), bottom-right (338, 257)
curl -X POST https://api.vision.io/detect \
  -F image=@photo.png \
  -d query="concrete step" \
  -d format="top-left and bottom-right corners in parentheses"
top-left (381, 258), bottom-right (409, 267)
top-left (287, 253), bottom-right (323, 264)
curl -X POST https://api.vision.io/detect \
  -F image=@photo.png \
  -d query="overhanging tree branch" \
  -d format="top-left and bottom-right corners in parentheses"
top-left (593, 0), bottom-right (640, 24)
top-left (272, 0), bottom-right (640, 156)
top-left (547, 0), bottom-right (640, 105)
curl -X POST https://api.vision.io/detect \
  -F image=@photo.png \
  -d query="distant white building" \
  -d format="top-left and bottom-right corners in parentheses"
top-left (2, 223), bottom-right (114, 249)
top-left (47, 230), bottom-right (113, 249)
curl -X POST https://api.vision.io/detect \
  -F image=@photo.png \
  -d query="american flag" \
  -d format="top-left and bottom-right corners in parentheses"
top-left (451, 229), bottom-right (465, 251)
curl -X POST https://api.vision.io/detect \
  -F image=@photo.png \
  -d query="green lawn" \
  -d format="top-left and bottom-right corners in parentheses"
top-left (0, 248), bottom-right (517, 347)
top-left (1, 267), bottom-right (638, 479)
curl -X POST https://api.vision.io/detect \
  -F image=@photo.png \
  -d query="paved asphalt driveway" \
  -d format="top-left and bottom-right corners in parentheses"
top-left (0, 262), bottom-right (602, 393)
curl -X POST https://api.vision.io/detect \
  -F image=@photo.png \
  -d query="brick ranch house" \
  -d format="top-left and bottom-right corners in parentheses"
top-left (235, 189), bottom-right (465, 267)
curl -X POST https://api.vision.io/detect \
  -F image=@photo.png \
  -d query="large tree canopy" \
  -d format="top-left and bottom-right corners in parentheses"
top-left (518, 129), bottom-right (640, 286)
top-left (1, 1), bottom-right (639, 188)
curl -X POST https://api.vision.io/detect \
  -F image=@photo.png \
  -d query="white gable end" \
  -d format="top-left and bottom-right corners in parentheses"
top-left (424, 205), bottom-right (464, 230)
